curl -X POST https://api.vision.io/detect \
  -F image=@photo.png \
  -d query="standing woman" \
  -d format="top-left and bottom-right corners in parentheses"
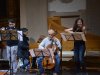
top-left (65, 18), bottom-right (86, 73)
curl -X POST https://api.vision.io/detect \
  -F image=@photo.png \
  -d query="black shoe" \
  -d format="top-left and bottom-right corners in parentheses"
top-left (32, 65), bottom-right (37, 69)
top-left (19, 67), bottom-right (25, 72)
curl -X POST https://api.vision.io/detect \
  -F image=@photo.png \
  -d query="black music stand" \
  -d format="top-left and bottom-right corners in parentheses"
top-left (29, 49), bottom-right (54, 69)
top-left (0, 30), bottom-right (18, 75)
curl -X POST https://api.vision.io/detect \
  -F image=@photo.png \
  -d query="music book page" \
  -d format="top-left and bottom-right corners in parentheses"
top-left (72, 32), bottom-right (86, 41)
top-left (17, 31), bottom-right (23, 41)
top-left (29, 49), bottom-right (35, 57)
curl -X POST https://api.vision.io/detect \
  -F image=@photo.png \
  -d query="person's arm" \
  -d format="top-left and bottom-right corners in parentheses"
top-left (54, 38), bottom-right (62, 51)
top-left (56, 39), bottom-right (61, 50)
top-left (38, 39), bottom-right (45, 49)
top-left (65, 28), bottom-right (73, 33)
top-left (54, 38), bottom-right (62, 59)
top-left (82, 26), bottom-right (86, 34)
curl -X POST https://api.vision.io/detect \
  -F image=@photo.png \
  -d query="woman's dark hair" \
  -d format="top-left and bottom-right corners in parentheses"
top-left (73, 18), bottom-right (84, 32)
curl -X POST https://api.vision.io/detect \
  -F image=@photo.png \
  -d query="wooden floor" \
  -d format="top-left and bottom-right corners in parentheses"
top-left (9, 69), bottom-right (100, 75)
top-left (0, 56), bottom-right (100, 75)
top-left (62, 56), bottom-right (100, 75)
top-left (1, 69), bottom-right (99, 75)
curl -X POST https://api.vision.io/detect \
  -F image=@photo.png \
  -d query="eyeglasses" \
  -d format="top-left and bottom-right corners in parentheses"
top-left (49, 34), bottom-right (55, 36)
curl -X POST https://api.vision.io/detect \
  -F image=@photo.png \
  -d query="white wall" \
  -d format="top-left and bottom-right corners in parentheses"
top-left (48, 0), bottom-right (86, 12)
top-left (48, 0), bottom-right (86, 29)
top-left (61, 17), bottom-right (78, 28)
top-left (20, 0), bottom-right (27, 28)
top-left (20, 0), bottom-right (48, 40)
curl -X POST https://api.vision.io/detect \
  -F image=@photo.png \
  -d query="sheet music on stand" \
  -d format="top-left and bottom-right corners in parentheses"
top-left (0, 30), bottom-right (23, 42)
top-left (72, 32), bottom-right (86, 41)
top-left (29, 49), bottom-right (51, 57)
top-left (17, 30), bottom-right (23, 41)
top-left (0, 30), bottom-right (18, 41)
top-left (60, 32), bottom-right (86, 41)
top-left (29, 49), bottom-right (44, 57)
top-left (0, 30), bottom-right (8, 41)
top-left (60, 32), bottom-right (73, 41)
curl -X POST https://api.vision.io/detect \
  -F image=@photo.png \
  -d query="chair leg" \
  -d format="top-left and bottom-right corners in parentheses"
top-left (45, 69), bottom-right (53, 75)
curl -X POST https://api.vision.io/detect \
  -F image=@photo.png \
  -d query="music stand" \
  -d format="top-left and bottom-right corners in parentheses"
top-left (0, 30), bottom-right (18, 75)
top-left (29, 49), bottom-right (43, 57)
top-left (72, 32), bottom-right (86, 41)
top-left (60, 32), bottom-right (86, 41)
top-left (29, 49), bottom-right (51, 57)
top-left (29, 48), bottom-right (54, 69)
top-left (60, 32), bottom-right (73, 41)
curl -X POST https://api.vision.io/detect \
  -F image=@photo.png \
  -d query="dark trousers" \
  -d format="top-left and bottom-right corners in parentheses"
top-left (21, 58), bottom-right (30, 69)
top-left (74, 41), bottom-right (86, 72)
top-left (32, 57), bottom-right (37, 68)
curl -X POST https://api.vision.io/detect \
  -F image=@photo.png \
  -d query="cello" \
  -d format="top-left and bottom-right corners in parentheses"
top-left (42, 39), bottom-right (59, 69)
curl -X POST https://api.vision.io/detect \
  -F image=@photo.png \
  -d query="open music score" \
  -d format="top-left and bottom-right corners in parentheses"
top-left (60, 32), bottom-right (86, 41)
top-left (29, 49), bottom-right (52, 57)
top-left (0, 30), bottom-right (18, 41)
top-left (0, 30), bottom-right (23, 41)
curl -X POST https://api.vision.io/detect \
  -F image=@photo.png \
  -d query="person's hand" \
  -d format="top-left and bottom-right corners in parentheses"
top-left (65, 29), bottom-right (69, 32)
top-left (65, 28), bottom-right (73, 33)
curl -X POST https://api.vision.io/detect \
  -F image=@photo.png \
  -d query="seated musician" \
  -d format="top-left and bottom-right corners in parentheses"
top-left (37, 29), bottom-right (61, 75)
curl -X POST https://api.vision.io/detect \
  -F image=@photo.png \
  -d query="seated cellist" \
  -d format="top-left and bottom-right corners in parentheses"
top-left (37, 29), bottom-right (62, 75)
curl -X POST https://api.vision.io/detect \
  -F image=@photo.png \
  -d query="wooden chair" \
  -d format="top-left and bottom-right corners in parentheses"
top-left (29, 42), bottom-right (39, 73)
top-left (0, 72), bottom-right (6, 75)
